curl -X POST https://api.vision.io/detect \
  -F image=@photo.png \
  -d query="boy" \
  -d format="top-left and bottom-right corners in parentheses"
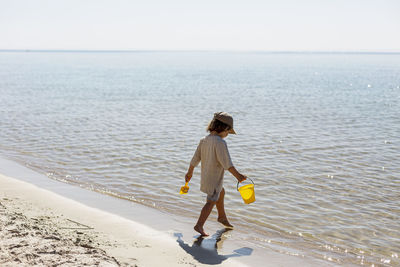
top-left (185, 112), bottom-right (247, 236)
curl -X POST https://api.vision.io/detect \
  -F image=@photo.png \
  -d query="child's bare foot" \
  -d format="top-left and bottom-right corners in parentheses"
top-left (194, 225), bottom-right (209, 236)
top-left (218, 218), bottom-right (234, 228)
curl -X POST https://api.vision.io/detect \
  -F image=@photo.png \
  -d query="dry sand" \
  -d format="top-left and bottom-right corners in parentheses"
top-left (0, 173), bottom-right (248, 267)
top-left (0, 196), bottom-right (120, 266)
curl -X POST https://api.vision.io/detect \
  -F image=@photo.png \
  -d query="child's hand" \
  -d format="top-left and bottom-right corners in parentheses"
top-left (237, 174), bottom-right (247, 183)
top-left (185, 165), bottom-right (194, 182)
top-left (228, 167), bottom-right (247, 183)
top-left (185, 172), bottom-right (192, 182)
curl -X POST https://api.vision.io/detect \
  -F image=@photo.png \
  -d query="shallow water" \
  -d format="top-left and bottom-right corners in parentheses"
top-left (1, 51), bottom-right (399, 266)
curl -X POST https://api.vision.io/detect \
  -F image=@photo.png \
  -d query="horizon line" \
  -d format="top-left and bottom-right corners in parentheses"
top-left (1, 49), bottom-right (400, 54)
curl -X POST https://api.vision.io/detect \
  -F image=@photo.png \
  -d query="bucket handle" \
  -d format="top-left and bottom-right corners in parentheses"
top-left (237, 177), bottom-right (254, 191)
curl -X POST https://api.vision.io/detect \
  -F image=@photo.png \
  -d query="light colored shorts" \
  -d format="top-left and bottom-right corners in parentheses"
top-left (207, 189), bottom-right (221, 202)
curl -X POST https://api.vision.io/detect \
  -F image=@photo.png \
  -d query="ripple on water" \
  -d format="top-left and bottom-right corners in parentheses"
top-left (1, 52), bottom-right (400, 266)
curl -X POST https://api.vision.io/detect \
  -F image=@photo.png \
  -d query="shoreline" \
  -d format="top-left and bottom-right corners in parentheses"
top-left (0, 170), bottom-right (247, 266)
top-left (0, 156), bottom-right (321, 266)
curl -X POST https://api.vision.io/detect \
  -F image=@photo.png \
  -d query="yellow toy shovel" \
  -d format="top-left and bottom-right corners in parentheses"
top-left (180, 182), bottom-right (189, 194)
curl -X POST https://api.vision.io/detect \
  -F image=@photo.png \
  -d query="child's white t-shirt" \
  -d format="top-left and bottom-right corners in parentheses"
top-left (190, 134), bottom-right (233, 195)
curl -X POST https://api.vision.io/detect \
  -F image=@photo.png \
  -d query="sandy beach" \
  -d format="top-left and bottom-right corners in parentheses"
top-left (0, 172), bottom-right (255, 266)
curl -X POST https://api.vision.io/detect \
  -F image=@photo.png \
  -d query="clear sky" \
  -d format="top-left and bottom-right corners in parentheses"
top-left (1, 0), bottom-right (399, 51)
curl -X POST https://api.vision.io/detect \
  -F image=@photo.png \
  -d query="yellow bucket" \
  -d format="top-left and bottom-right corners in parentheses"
top-left (237, 178), bottom-right (255, 204)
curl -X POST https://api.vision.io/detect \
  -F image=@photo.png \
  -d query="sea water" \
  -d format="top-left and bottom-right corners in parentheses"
top-left (0, 51), bottom-right (399, 266)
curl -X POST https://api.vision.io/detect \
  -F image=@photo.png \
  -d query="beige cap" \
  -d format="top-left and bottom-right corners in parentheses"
top-left (214, 112), bottom-right (236, 134)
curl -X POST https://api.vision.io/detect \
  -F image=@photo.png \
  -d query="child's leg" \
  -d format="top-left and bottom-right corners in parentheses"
top-left (216, 188), bottom-right (233, 228)
top-left (194, 200), bottom-right (216, 236)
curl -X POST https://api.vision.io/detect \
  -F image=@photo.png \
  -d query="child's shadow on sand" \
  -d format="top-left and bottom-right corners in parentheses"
top-left (174, 229), bottom-right (253, 265)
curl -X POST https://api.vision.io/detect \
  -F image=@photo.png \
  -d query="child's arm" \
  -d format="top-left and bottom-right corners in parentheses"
top-left (185, 165), bottom-right (195, 182)
top-left (186, 140), bottom-right (202, 182)
top-left (228, 166), bottom-right (247, 183)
